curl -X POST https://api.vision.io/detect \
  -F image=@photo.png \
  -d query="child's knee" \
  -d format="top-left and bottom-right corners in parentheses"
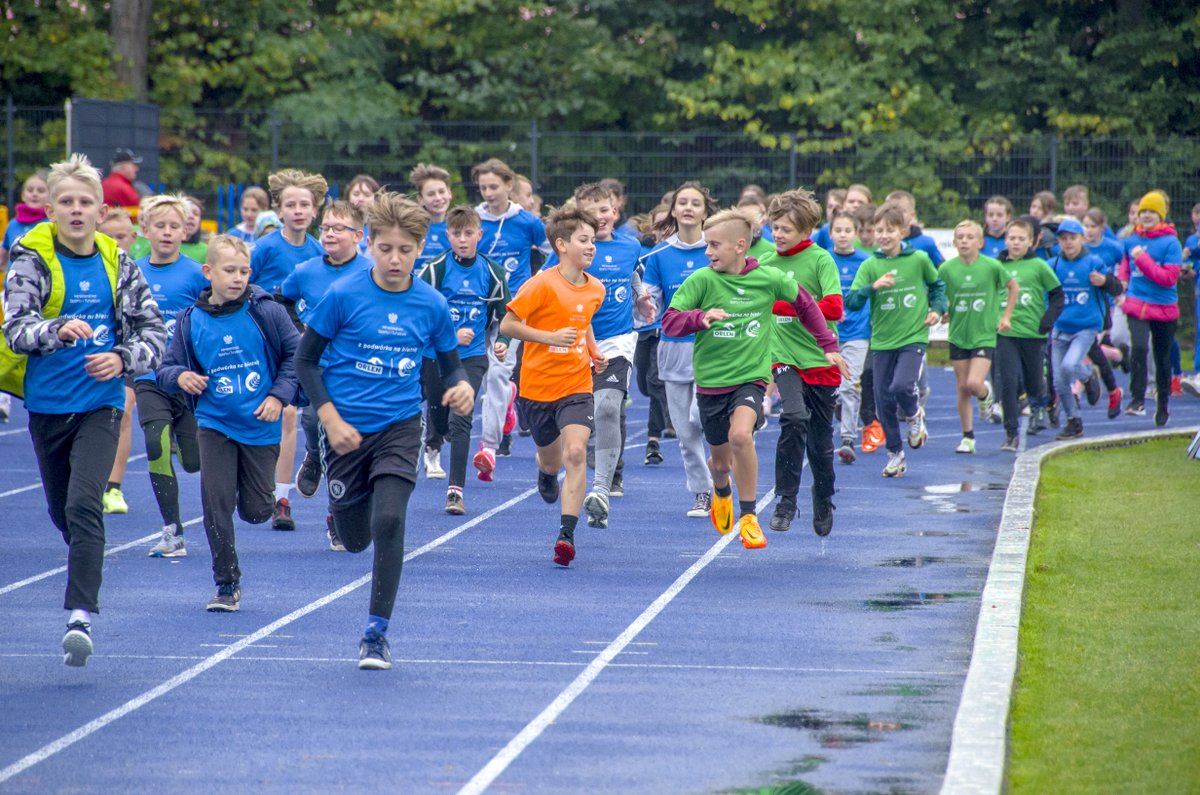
top-left (563, 439), bottom-right (587, 468)
top-left (729, 425), bottom-right (754, 450)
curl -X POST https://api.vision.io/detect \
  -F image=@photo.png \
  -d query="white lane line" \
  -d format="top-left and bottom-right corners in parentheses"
top-left (0, 454), bottom-right (147, 500)
top-left (456, 489), bottom-right (776, 795)
top-left (0, 512), bottom-right (199, 598)
top-left (0, 486), bottom-right (537, 786)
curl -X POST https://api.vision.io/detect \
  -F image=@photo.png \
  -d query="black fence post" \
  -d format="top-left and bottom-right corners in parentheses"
top-left (6, 96), bottom-right (15, 217)
top-left (530, 120), bottom-right (539, 189)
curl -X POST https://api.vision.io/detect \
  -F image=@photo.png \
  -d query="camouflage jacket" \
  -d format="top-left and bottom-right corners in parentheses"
top-left (3, 228), bottom-right (167, 378)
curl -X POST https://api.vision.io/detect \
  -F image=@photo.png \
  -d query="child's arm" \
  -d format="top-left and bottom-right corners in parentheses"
top-left (112, 251), bottom-right (168, 377)
top-left (586, 326), bottom-right (607, 373)
top-left (2, 248), bottom-right (69, 354)
top-left (295, 328), bottom-right (361, 454)
top-left (499, 310), bottom-right (579, 347)
top-left (845, 262), bottom-right (882, 311)
top-left (156, 310), bottom-right (202, 393)
top-left (1038, 286), bottom-right (1066, 335)
top-left (1129, 240), bottom-right (1183, 287)
top-left (999, 278), bottom-right (1019, 332)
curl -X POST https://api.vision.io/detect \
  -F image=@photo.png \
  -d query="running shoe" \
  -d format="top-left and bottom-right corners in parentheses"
top-left (687, 492), bottom-right (712, 518)
top-left (358, 635), bottom-right (392, 670)
top-left (1000, 434), bottom-right (1020, 452)
top-left (148, 524), bottom-right (186, 558)
top-left (1124, 401), bottom-right (1146, 417)
top-left (710, 489), bottom-right (734, 535)
top-left (326, 514), bottom-right (345, 551)
top-left (1171, 375), bottom-right (1182, 396)
top-left (882, 450), bottom-right (907, 477)
top-left (837, 440), bottom-right (857, 464)
top-left (738, 514), bottom-right (767, 549)
top-left (768, 501), bottom-right (794, 532)
top-left (445, 489), bottom-right (465, 516)
top-left (1107, 386), bottom-right (1123, 419)
top-left (644, 439), bottom-right (663, 466)
top-left (206, 583), bottom-right (241, 613)
top-left (812, 497), bottom-right (834, 537)
top-left (955, 436), bottom-right (976, 454)
top-left (503, 381), bottom-right (518, 435)
top-left (62, 621), bottom-right (93, 667)
top-left (553, 531), bottom-right (576, 567)
top-left (906, 407), bottom-right (928, 449)
top-left (537, 470), bottom-right (560, 504)
top-left (583, 491), bottom-right (609, 529)
top-left (1056, 417), bottom-right (1084, 440)
top-left (978, 382), bottom-right (995, 421)
top-left (1084, 368), bottom-right (1102, 406)
top-left (1027, 407), bottom-right (1047, 435)
top-left (497, 433), bottom-right (513, 457)
top-left (424, 446), bottom-right (446, 479)
top-left (609, 474), bottom-right (624, 497)
top-left (271, 497), bottom-right (295, 530)
top-left (295, 454), bottom-right (324, 497)
top-left (102, 487), bottom-right (128, 514)
top-left (473, 447), bottom-right (496, 482)
top-left (1155, 401), bottom-right (1169, 427)
top-left (1181, 375), bottom-right (1200, 399)
top-left (861, 420), bottom-right (885, 453)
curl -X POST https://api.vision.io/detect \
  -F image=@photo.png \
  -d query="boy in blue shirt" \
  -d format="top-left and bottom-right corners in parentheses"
top-left (411, 163), bottom-right (453, 273)
top-left (887, 190), bottom-right (945, 267)
top-left (296, 192), bottom-right (474, 670)
top-left (252, 168), bottom-right (326, 529)
top-left (133, 195), bottom-right (209, 558)
top-left (157, 236), bottom-right (300, 611)
top-left (418, 206), bottom-right (511, 515)
top-left (3, 154), bottom-right (166, 666)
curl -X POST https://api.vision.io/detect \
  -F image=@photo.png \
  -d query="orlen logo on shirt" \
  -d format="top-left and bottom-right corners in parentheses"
top-left (356, 357), bottom-right (385, 375)
top-left (713, 323), bottom-right (736, 339)
top-left (215, 376), bottom-right (235, 395)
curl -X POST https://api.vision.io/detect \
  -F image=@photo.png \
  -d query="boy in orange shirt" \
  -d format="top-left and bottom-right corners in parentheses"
top-left (499, 206), bottom-right (607, 567)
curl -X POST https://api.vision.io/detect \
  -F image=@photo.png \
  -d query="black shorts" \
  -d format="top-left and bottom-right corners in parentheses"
top-left (322, 414), bottom-right (421, 508)
top-left (948, 343), bottom-right (995, 361)
top-left (592, 356), bottom-right (631, 394)
top-left (518, 392), bottom-right (594, 447)
top-left (697, 383), bottom-right (765, 446)
top-left (134, 379), bottom-right (192, 426)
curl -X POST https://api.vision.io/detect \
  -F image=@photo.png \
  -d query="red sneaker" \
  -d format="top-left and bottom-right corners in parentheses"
top-left (473, 447), bottom-right (496, 482)
top-left (1171, 375), bottom-right (1182, 396)
top-left (553, 536), bottom-right (576, 566)
top-left (503, 382), bottom-right (518, 435)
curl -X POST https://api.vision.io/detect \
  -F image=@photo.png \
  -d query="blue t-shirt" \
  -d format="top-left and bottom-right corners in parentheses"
top-left (228, 226), bottom-right (256, 244)
top-left (426, 255), bottom-right (494, 360)
top-left (279, 253), bottom-right (372, 326)
top-left (25, 252), bottom-right (124, 414)
top-left (833, 248), bottom-right (872, 342)
top-left (982, 234), bottom-right (1006, 259)
top-left (189, 303), bottom-right (280, 445)
top-left (478, 203), bottom-right (548, 296)
top-left (416, 220), bottom-right (449, 275)
top-left (1184, 233), bottom-right (1199, 270)
top-left (250, 229), bottom-right (323, 296)
top-left (136, 255), bottom-right (207, 382)
top-left (811, 223), bottom-right (832, 252)
top-left (305, 269), bottom-right (458, 433)
top-left (1050, 252), bottom-right (1107, 333)
top-left (546, 235), bottom-right (640, 341)
top-left (1086, 237), bottom-right (1123, 273)
top-left (3, 218), bottom-right (46, 251)
top-left (640, 237), bottom-right (708, 343)
top-left (905, 230), bottom-right (944, 267)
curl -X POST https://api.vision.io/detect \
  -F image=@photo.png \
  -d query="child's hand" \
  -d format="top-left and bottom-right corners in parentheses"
top-left (923, 311), bottom-right (941, 327)
top-left (84, 352), bottom-right (124, 381)
top-left (177, 371), bottom-right (209, 395)
top-left (825, 350), bottom-right (851, 379)
top-left (1131, 245), bottom-right (1145, 260)
top-left (941, 312), bottom-right (950, 325)
top-left (457, 328), bottom-right (475, 346)
top-left (636, 293), bottom-right (657, 322)
top-left (592, 352), bottom-right (608, 373)
top-left (58, 319), bottom-right (94, 342)
top-left (254, 395), bottom-right (283, 422)
top-left (442, 381), bottom-right (476, 416)
top-left (700, 308), bottom-right (730, 328)
top-left (873, 273), bottom-right (895, 290)
top-left (998, 317), bottom-right (1012, 333)
top-left (324, 416), bottom-right (362, 455)
top-left (493, 341), bottom-right (508, 361)
top-left (547, 327), bottom-right (578, 346)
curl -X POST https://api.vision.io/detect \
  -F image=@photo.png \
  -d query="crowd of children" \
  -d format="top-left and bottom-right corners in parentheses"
top-left (3, 150), bottom-right (1196, 671)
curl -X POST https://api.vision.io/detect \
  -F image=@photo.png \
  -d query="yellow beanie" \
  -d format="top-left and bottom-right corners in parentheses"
top-left (1138, 191), bottom-right (1167, 219)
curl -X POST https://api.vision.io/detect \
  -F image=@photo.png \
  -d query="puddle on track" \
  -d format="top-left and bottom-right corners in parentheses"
top-left (865, 590), bottom-right (981, 611)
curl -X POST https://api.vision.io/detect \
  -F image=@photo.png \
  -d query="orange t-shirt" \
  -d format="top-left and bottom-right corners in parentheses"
top-left (507, 266), bottom-right (606, 403)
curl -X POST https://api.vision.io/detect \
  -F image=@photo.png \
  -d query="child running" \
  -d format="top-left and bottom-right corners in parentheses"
top-left (97, 208), bottom-right (138, 512)
top-left (829, 209), bottom-right (872, 463)
top-left (2, 154), bottom-right (166, 666)
top-left (662, 208), bottom-right (843, 547)
top-left (296, 192), bottom-right (474, 669)
top-left (157, 236), bottom-right (300, 611)
top-left (499, 206), bottom-right (607, 567)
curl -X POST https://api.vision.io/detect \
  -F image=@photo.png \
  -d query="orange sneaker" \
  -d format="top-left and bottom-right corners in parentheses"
top-left (738, 514), bottom-right (767, 549)
top-left (861, 420), bottom-right (885, 453)
top-left (710, 489), bottom-right (734, 534)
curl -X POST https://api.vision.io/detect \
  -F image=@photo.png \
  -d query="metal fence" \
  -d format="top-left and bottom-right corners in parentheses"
top-left (6, 99), bottom-right (1200, 231)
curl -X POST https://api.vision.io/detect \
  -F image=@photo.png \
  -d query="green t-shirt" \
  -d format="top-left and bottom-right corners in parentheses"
top-left (668, 264), bottom-right (798, 388)
top-left (849, 249), bottom-right (940, 351)
top-left (747, 236), bottom-right (774, 262)
top-left (758, 245), bottom-right (841, 369)
top-left (998, 256), bottom-right (1060, 340)
top-left (940, 254), bottom-right (1009, 350)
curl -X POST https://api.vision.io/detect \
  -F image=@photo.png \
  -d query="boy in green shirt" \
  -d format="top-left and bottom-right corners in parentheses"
top-left (661, 209), bottom-right (844, 550)
top-left (846, 205), bottom-right (947, 477)
top-left (939, 220), bottom-right (1018, 453)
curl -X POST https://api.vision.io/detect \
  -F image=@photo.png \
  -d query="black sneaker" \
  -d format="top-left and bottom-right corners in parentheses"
top-left (1155, 401), bottom-right (1169, 427)
top-left (1000, 434), bottom-right (1020, 452)
top-left (326, 514), bottom-right (346, 551)
top-left (1124, 401), bottom-right (1146, 417)
top-left (62, 621), bottom-right (93, 667)
top-left (609, 474), bottom-right (624, 498)
top-left (271, 498), bottom-right (295, 531)
top-left (1027, 407), bottom-right (1046, 435)
top-left (812, 498), bottom-right (835, 537)
top-left (497, 433), bottom-right (513, 457)
top-left (553, 530), bottom-right (576, 567)
top-left (768, 502), bottom-right (795, 532)
top-left (358, 634), bottom-right (392, 670)
top-left (538, 470), bottom-right (560, 504)
top-left (1047, 401), bottom-right (1061, 428)
top-left (1084, 368), bottom-right (1102, 406)
top-left (1056, 417), bottom-right (1084, 440)
top-left (295, 454), bottom-right (323, 498)
top-left (663, 427), bottom-right (677, 439)
top-left (207, 583), bottom-right (241, 612)
top-left (644, 439), bottom-right (663, 466)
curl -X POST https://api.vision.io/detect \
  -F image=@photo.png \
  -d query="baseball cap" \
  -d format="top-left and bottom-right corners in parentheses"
top-left (1055, 218), bottom-right (1085, 236)
top-left (112, 147), bottom-right (143, 165)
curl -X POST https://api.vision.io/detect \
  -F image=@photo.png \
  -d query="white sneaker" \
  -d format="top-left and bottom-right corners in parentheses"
top-left (148, 524), bottom-right (186, 557)
top-left (955, 436), bottom-right (976, 454)
top-left (978, 382), bottom-right (995, 421)
top-left (1181, 374), bottom-right (1200, 399)
top-left (424, 446), bottom-right (446, 479)
top-left (583, 491), bottom-right (609, 529)
top-left (882, 450), bottom-right (907, 477)
top-left (906, 407), bottom-right (928, 449)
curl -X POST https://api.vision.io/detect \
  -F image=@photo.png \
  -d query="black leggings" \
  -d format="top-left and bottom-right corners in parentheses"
top-left (331, 475), bottom-right (415, 621)
top-left (634, 330), bottom-right (670, 438)
top-left (143, 417), bottom-right (200, 527)
top-left (423, 356), bottom-right (488, 487)
top-left (995, 336), bottom-right (1046, 435)
top-left (1128, 317), bottom-right (1177, 406)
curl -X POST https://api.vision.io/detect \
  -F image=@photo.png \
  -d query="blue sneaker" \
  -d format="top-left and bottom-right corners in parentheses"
top-left (358, 635), bottom-right (392, 670)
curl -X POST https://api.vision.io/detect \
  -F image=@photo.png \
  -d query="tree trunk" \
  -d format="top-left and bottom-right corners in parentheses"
top-left (111, 0), bottom-right (153, 101)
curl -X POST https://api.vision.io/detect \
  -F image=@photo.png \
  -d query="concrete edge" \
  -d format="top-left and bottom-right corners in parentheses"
top-left (938, 425), bottom-right (1196, 795)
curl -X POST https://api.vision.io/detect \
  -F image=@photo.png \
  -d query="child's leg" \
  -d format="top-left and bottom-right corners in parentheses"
top-left (447, 359), bottom-right (488, 490)
top-left (275, 405), bottom-right (298, 496)
top-left (952, 358), bottom-right (974, 432)
top-left (198, 428), bottom-right (242, 587)
top-left (137, 384), bottom-right (184, 529)
top-left (838, 340), bottom-right (868, 442)
top-left (1151, 320), bottom-right (1178, 408)
top-left (663, 381), bottom-right (710, 494)
top-left (995, 337), bottom-right (1021, 437)
top-left (106, 385), bottom-right (135, 490)
top-left (872, 350), bottom-right (902, 452)
top-left (859, 351), bottom-right (877, 426)
top-left (420, 358), bottom-right (447, 453)
top-left (558, 423), bottom-right (591, 519)
top-left (1088, 337), bottom-right (1119, 393)
top-left (801, 381), bottom-right (837, 509)
top-left (1128, 317), bottom-right (1151, 402)
top-left (727, 404), bottom-right (760, 510)
top-left (890, 346), bottom-right (924, 421)
top-left (772, 365), bottom-right (809, 513)
top-left (1019, 338), bottom-right (1047, 407)
top-left (591, 358), bottom-right (629, 497)
top-left (481, 338), bottom-right (520, 452)
top-left (365, 475), bottom-right (416, 623)
top-left (173, 404), bottom-right (201, 474)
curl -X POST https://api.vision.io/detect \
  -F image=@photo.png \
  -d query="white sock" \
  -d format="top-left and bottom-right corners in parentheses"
top-left (275, 482), bottom-right (291, 502)
top-left (69, 609), bottom-right (91, 626)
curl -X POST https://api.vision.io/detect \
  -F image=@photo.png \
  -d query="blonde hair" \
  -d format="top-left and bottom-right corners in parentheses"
top-left (767, 188), bottom-right (822, 233)
top-left (367, 191), bottom-right (430, 242)
top-left (322, 200), bottom-right (365, 228)
top-left (205, 234), bottom-right (251, 266)
top-left (268, 169), bottom-right (328, 209)
top-left (703, 207), bottom-right (756, 239)
top-left (101, 207), bottom-right (133, 226)
top-left (139, 193), bottom-right (189, 227)
top-left (954, 219), bottom-right (984, 237)
top-left (48, 154), bottom-right (103, 201)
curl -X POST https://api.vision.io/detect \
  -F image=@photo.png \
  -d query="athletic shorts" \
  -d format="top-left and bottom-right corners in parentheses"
top-left (948, 343), bottom-right (995, 361)
top-left (592, 356), bottom-right (631, 394)
top-left (134, 379), bottom-right (192, 426)
top-left (696, 383), bottom-right (765, 446)
top-left (518, 392), bottom-right (594, 447)
top-left (322, 414), bottom-right (421, 508)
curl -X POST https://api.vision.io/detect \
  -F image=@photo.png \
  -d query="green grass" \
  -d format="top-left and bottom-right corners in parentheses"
top-left (1007, 439), bottom-right (1200, 793)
